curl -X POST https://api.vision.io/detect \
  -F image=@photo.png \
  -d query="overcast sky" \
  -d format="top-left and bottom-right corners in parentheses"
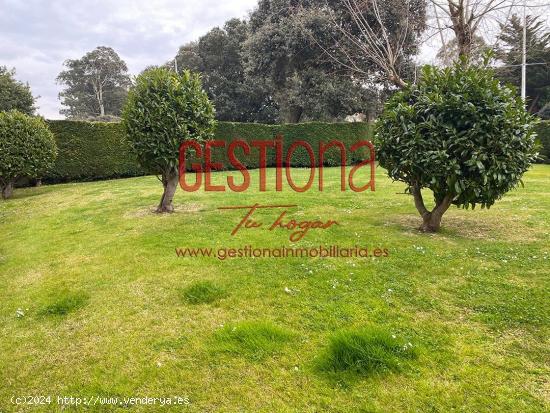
top-left (0, 0), bottom-right (258, 119)
top-left (2, 1), bottom-right (549, 119)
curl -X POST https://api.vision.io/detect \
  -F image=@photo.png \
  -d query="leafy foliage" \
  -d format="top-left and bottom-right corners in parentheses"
top-left (57, 46), bottom-right (131, 118)
top-left (0, 66), bottom-right (36, 115)
top-left (377, 61), bottom-right (537, 211)
top-left (0, 111), bottom-right (57, 197)
top-left (45, 120), bottom-right (144, 182)
top-left (495, 15), bottom-right (550, 114)
top-left (39, 120), bottom-right (373, 183)
top-left (534, 121), bottom-right (550, 164)
top-left (122, 68), bottom-right (216, 176)
top-left (174, 19), bottom-right (278, 123)
top-left (243, 0), bottom-right (426, 122)
top-left (244, 0), bottom-right (375, 123)
top-left (538, 103), bottom-right (550, 120)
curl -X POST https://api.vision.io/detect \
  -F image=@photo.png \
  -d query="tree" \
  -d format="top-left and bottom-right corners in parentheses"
top-left (0, 111), bottom-right (57, 199)
top-left (427, 1), bottom-right (532, 63)
top-left (57, 46), bottom-right (131, 119)
top-left (436, 35), bottom-right (489, 66)
top-left (376, 60), bottom-right (537, 232)
top-left (174, 19), bottom-right (279, 123)
top-left (244, 0), bottom-right (386, 123)
top-left (0, 66), bottom-right (36, 115)
top-left (495, 15), bottom-right (550, 114)
top-left (122, 68), bottom-right (216, 213)
top-left (539, 102), bottom-right (550, 120)
top-left (318, 0), bottom-right (427, 89)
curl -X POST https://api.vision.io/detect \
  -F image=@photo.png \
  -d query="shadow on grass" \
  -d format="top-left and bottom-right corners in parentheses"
top-left (4, 186), bottom-right (55, 201)
top-left (384, 213), bottom-right (537, 242)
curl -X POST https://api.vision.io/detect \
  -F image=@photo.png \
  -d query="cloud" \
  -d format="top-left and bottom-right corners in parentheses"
top-left (0, 0), bottom-right (258, 118)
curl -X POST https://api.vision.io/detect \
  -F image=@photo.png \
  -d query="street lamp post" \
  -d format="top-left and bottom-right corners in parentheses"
top-left (521, 0), bottom-right (527, 102)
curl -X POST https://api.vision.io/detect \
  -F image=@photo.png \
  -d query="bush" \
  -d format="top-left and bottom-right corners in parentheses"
top-left (376, 61), bottom-right (538, 232)
top-left (538, 102), bottom-right (550, 120)
top-left (46, 120), bottom-right (143, 182)
top-left (534, 121), bottom-right (550, 164)
top-left (195, 121), bottom-right (372, 170)
top-left (0, 110), bottom-right (57, 199)
top-left (39, 120), bottom-right (372, 183)
top-left (123, 68), bottom-right (216, 212)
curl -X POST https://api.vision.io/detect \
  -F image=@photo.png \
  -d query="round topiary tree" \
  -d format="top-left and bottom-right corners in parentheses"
top-left (0, 110), bottom-right (57, 199)
top-left (376, 61), bottom-right (537, 232)
top-left (122, 68), bottom-right (216, 213)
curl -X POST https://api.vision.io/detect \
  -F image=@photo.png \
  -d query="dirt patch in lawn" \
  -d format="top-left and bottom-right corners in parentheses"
top-left (385, 213), bottom-right (538, 242)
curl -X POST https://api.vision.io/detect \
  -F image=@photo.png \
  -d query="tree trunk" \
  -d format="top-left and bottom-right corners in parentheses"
top-left (420, 211), bottom-right (445, 233)
top-left (1, 182), bottom-right (14, 199)
top-left (35, 179), bottom-right (42, 187)
top-left (157, 170), bottom-right (179, 213)
top-left (284, 106), bottom-right (303, 123)
top-left (388, 71), bottom-right (406, 89)
top-left (411, 185), bottom-right (454, 233)
top-left (448, 0), bottom-right (473, 61)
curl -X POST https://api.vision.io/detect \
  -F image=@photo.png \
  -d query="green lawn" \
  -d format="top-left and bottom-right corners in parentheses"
top-left (1, 166), bottom-right (549, 412)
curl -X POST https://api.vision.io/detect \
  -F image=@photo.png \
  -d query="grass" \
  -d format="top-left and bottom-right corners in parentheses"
top-left (38, 289), bottom-right (89, 317)
top-left (317, 327), bottom-right (418, 377)
top-left (0, 165), bottom-right (549, 412)
top-left (211, 321), bottom-right (292, 360)
top-left (182, 281), bottom-right (227, 304)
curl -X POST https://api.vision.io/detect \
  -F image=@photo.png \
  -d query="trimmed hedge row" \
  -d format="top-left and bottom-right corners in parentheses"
top-left (45, 121), bottom-right (144, 182)
top-left (45, 120), bottom-right (373, 182)
top-left (43, 119), bottom-right (548, 183)
top-left (535, 121), bottom-right (550, 164)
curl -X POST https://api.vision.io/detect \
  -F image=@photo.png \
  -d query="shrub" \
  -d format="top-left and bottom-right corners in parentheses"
top-left (376, 60), bottom-right (538, 232)
top-left (538, 102), bottom-right (550, 120)
top-left (182, 281), bottom-right (227, 304)
top-left (317, 327), bottom-right (418, 376)
top-left (123, 68), bottom-right (216, 213)
top-left (46, 120), bottom-right (143, 182)
top-left (0, 110), bottom-right (57, 199)
top-left (534, 121), bottom-right (550, 163)
top-left (38, 120), bottom-right (372, 183)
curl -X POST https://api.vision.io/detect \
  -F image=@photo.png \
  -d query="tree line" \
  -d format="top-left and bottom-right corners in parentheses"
top-left (1, 0), bottom-right (550, 122)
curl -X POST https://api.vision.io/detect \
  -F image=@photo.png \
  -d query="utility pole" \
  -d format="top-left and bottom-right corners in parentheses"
top-left (174, 58), bottom-right (178, 74)
top-left (521, 0), bottom-right (527, 102)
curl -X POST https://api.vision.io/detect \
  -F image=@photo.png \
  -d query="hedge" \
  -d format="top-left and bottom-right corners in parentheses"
top-left (45, 120), bottom-right (144, 182)
top-left (43, 119), bottom-right (548, 183)
top-left (535, 121), bottom-right (550, 164)
top-left (44, 120), bottom-right (373, 182)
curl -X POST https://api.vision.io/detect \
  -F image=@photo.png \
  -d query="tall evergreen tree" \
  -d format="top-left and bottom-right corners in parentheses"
top-left (495, 15), bottom-right (550, 114)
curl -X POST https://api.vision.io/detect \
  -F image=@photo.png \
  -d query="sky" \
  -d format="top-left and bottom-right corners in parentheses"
top-left (1, 1), bottom-right (549, 119)
top-left (0, 0), bottom-right (258, 119)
